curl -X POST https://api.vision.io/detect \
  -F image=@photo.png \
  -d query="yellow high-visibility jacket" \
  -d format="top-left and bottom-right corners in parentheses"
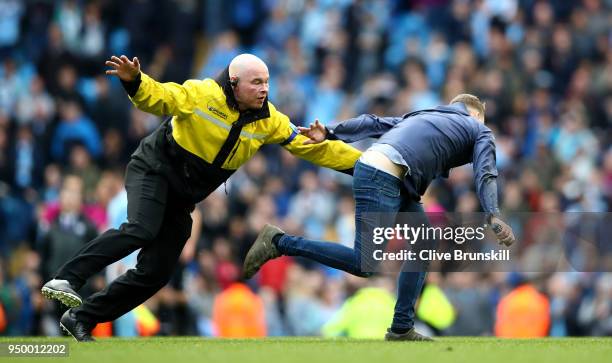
top-left (125, 69), bottom-right (361, 203)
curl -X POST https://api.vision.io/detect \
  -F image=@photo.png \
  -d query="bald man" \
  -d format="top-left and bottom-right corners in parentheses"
top-left (41, 54), bottom-right (361, 341)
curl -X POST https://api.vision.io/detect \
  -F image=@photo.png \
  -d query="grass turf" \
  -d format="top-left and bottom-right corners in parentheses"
top-left (1, 337), bottom-right (610, 363)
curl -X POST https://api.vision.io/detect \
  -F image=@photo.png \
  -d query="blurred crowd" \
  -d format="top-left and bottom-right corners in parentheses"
top-left (0, 0), bottom-right (611, 338)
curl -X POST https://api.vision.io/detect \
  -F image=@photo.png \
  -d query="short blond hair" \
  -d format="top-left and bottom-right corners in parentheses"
top-left (450, 94), bottom-right (486, 116)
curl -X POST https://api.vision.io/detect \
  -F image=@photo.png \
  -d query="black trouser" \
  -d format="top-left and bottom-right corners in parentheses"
top-left (55, 160), bottom-right (193, 325)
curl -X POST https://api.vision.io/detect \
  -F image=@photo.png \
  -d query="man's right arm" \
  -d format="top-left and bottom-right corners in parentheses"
top-left (122, 72), bottom-right (203, 117)
top-left (325, 114), bottom-right (404, 143)
top-left (106, 54), bottom-right (201, 117)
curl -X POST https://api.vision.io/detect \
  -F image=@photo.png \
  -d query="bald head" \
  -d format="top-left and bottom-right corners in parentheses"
top-left (228, 54), bottom-right (270, 111)
top-left (229, 54), bottom-right (268, 79)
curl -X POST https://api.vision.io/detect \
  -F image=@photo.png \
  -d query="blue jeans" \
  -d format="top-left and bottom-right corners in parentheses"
top-left (278, 161), bottom-right (429, 331)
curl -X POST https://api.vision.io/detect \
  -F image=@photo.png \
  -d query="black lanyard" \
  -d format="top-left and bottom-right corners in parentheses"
top-left (212, 116), bottom-right (249, 168)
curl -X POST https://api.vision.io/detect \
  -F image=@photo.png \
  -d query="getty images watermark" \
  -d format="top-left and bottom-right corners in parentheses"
top-left (372, 223), bottom-right (510, 262)
top-left (358, 212), bottom-right (612, 273)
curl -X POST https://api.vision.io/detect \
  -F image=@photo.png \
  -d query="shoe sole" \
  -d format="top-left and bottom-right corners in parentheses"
top-left (385, 339), bottom-right (435, 342)
top-left (384, 335), bottom-right (434, 342)
top-left (243, 225), bottom-right (282, 279)
top-left (59, 322), bottom-right (94, 342)
top-left (59, 322), bottom-right (78, 342)
top-left (41, 287), bottom-right (82, 308)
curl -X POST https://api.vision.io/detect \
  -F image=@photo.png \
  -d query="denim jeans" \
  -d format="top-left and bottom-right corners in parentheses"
top-left (278, 160), bottom-right (429, 331)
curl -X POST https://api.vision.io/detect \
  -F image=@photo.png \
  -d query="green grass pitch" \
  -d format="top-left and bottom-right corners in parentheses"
top-left (1, 337), bottom-right (610, 363)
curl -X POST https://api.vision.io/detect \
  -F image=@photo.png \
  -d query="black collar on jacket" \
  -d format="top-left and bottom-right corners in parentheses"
top-left (214, 66), bottom-right (270, 124)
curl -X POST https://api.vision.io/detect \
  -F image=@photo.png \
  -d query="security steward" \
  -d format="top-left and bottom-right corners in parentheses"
top-left (41, 54), bottom-right (361, 341)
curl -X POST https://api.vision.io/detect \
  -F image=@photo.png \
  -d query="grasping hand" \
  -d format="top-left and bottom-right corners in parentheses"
top-left (297, 119), bottom-right (327, 145)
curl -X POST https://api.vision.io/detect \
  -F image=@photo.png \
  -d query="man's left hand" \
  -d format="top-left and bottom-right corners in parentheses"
top-left (490, 216), bottom-right (516, 247)
top-left (298, 119), bottom-right (327, 145)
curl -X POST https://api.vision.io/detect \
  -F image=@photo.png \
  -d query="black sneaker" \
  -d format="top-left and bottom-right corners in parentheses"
top-left (243, 224), bottom-right (284, 279)
top-left (384, 328), bottom-right (434, 342)
top-left (60, 309), bottom-right (95, 342)
top-left (41, 279), bottom-right (82, 308)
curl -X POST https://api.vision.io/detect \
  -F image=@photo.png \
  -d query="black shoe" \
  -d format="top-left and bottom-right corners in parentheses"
top-left (41, 279), bottom-right (82, 308)
top-left (60, 309), bottom-right (95, 342)
top-left (243, 224), bottom-right (284, 279)
top-left (384, 328), bottom-right (434, 342)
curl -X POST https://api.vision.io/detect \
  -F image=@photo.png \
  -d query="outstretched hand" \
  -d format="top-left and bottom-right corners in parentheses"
top-left (105, 55), bottom-right (141, 82)
top-left (298, 119), bottom-right (327, 145)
